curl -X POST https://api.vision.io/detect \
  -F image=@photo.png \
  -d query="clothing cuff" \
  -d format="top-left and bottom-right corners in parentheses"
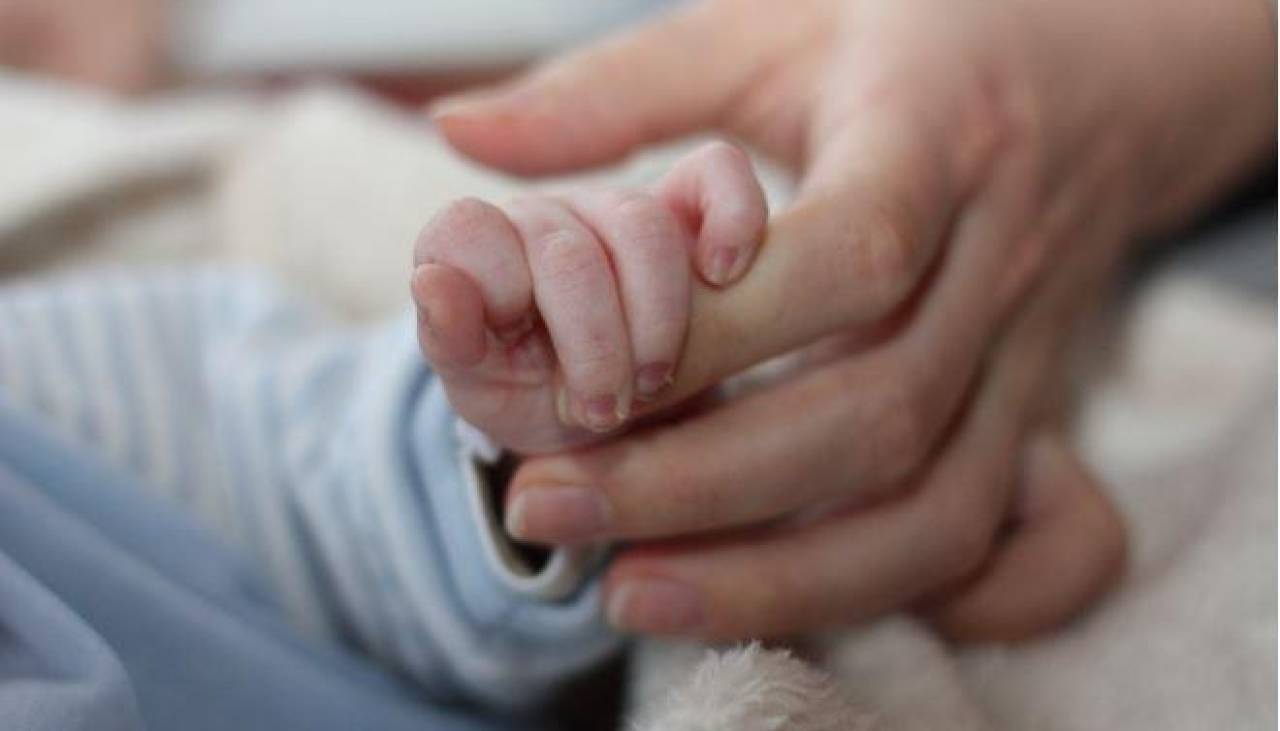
top-left (452, 418), bottom-right (605, 601)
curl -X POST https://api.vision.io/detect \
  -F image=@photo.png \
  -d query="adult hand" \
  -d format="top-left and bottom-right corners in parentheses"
top-left (432, 0), bottom-right (1274, 639)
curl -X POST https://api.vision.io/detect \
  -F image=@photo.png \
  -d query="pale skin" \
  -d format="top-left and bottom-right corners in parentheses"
top-left (426, 0), bottom-right (1274, 640)
top-left (412, 133), bottom-right (1134, 642)
top-left (412, 141), bottom-right (769, 453)
top-left (9, 0), bottom-right (1272, 642)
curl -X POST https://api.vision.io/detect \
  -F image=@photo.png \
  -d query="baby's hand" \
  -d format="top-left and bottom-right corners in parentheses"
top-left (412, 142), bottom-right (767, 454)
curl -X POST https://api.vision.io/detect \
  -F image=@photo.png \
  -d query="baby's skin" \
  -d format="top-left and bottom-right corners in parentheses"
top-left (412, 138), bottom-right (1128, 645)
top-left (412, 141), bottom-right (766, 454)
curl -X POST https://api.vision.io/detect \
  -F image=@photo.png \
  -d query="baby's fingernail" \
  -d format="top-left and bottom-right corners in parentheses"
top-left (555, 387), bottom-right (574, 427)
top-left (506, 486), bottom-right (612, 543)
top-left (635, 363), bottom-right (674, 400)
top-left (607, 579), bottom-right (705, 634)
top-left (580, 394), bottom-right (627, 432)
top-left (708, 247), bottom-right (742, 285)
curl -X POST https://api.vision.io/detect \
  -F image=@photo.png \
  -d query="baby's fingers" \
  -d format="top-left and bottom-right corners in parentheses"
top-left (414, 198), bottom-right (535, 341)
top-left (657, 141), bottom-right (768, 287)
top-left (570, 190), bottom-right (692, 401)
top-left (506, 196), bottom-right (633, 432)
top-left (412, 263), bottom-right (487, 368)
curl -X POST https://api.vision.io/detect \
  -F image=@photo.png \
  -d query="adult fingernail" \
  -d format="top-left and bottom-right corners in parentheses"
top-left (607, 579), bottom-right (705, 634)
top-left (708, 247), bottom-right (741, 285)
top-left (505, 486), bottom-right (612, 543)
top-left (430, 84), bottom-right (533, 121)
top-left (635, 363), bottom-right (674, 400)
top-left (428, 92), bottom-right (495, 121)
top-left (580, 394), bottom-right (628, 432)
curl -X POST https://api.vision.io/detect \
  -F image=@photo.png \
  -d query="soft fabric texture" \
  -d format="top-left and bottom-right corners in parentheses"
top-left (0, 267), bottom-right (616, 710)
top-left (0, 396), bottom-right (519, 731)
top-left (2, 74), bottom-right (1273, 729)
top-left (630, 644), bottom-right (878, 731)
top-left (629, 218), bottom-right (1278, 731)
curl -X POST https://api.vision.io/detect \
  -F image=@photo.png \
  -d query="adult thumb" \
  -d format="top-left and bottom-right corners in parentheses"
top-left (429, 2), bottom-right (757, 175)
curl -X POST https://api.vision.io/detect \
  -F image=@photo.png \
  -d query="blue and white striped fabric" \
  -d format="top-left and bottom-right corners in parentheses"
top-left (0, 267), bottom-right (618, 709)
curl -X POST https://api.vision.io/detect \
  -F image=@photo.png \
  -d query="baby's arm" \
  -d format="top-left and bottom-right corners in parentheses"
top-left (0, 270), bottom-right (614, 709)
top-left (413, 141), bottom-right (768, 454)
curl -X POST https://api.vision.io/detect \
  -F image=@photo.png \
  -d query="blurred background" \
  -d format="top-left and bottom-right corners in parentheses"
top-left (2, 0), bottom-right (684, 101)
top-left (173, 0), bottom-right (680, 89)
top-left (1, 0), bottom-right (774, 316)
top-left (0, 2), bottom-right (1273, 730)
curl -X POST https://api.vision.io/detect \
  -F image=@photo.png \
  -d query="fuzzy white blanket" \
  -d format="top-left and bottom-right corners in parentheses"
top-left (3, 75), bottom-right (1274, 730)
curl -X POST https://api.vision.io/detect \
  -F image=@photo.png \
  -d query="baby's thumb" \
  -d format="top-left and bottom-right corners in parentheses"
top-left (429, 2), bottom-right (751, 176)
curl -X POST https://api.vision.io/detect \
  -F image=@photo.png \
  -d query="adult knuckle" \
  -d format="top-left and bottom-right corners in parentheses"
top-left (867, 200), bottom-right (922, 298)
top-left (839, 199), bottom-right (922, 314)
